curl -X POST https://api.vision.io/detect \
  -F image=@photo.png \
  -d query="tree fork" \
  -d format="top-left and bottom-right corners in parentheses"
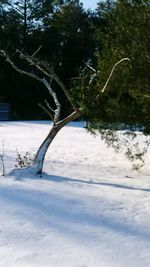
top-left (0, 49), bottom-right (130, 175)
top-left (33, 109), bottom-right (80, 174)
top-left (0, 49), bottom-right (81, 174)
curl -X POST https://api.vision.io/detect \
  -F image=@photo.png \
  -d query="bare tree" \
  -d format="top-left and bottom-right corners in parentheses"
top-left (0, 49), bottom-right (130, 174)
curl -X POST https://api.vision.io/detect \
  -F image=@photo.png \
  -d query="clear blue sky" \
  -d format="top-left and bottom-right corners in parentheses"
top-left (81, 0), bottom-right (98, 10)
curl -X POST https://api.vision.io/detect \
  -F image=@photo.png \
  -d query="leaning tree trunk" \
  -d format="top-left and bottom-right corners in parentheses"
top-left (32, 109), bottom-right (80, 174)
top-left (0, 49), bottom-right (130, 176)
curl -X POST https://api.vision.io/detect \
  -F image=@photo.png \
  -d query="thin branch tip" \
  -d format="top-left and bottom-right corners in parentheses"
top-left (101, 57), bottom-right (131, 93)
top-left (85, 64), bottom-right (96, 73)
top-left (31, 45), bottom-right (42, 57)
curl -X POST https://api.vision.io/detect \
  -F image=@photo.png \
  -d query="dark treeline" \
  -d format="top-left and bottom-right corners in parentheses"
top-left (0, 0), bottom-right (150, 132)
top-left (0, 0), bottom-right (98, 119)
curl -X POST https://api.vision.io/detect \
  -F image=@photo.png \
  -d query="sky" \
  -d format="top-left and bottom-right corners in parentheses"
top-left (81, 0), bottom-right (98, 10)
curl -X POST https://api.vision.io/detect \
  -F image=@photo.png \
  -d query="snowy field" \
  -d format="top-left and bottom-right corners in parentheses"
top-left (0, 121), bottom-right (150, 267)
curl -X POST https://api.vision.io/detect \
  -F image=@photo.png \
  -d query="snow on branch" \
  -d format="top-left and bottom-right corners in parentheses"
top-left (42, 78), bottom-right (61, 123)
top-left (16, 49), bottom-right (76, 109)
top-left (0, 49), bottom-right (81, 174)
top-left (0, 50), bottom-right (64, 123)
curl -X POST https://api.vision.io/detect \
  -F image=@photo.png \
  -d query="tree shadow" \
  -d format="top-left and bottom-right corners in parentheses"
top-left (9, 168), bottom-right (150, 193)
top-left (0, 180), bottom-right (150, 246)
top-left (40, 174), bottom-right (150, 193)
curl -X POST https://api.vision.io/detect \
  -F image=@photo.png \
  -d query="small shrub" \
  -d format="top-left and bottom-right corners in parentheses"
top-left (15, 151), bottom-right (35, 168)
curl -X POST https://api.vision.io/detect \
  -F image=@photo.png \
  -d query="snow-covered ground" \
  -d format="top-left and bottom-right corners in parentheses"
top-left (0, 121), bottom-right (150, 267)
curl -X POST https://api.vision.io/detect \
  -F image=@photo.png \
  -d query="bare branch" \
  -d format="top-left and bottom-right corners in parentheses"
top-left (143, 95), bottom-right (150, 98)
top-left (38, 103), bottom-right (54, 121)
top-left (69, 77), bottom-right (85, 80)
top-left (42, 78), bottom-right (61, 123)
top-left (89, 73), bottom-right (97, 85)
top-left (52, 73), bottom-right (76, 108)
top-left (45, 100), bottom-right (55, 113)
top-left (16, 50), bottom-right (76, 109)
top-left (57, 108), bottom-right (81, 128)
top-left (101, 58), bottom-right (131, 93)
top-left (0, 50), bottom-right (61, 123)
top-left (85, 64), bottom-right (96, 73)
top-left (0, 50), bottom-right (43, 81)
top-left (31, 45), bottom-right (42, 57)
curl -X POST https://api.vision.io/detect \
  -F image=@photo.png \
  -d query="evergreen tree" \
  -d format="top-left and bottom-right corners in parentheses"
top-left (81, 0), bottom-right (150, 133)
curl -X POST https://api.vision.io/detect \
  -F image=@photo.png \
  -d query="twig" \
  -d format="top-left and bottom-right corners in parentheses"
top-left (16, 49), bottom-right (76, 109)
top-left (31, 45), bottom-right (42, 57)
top-left (85, 64), bottom-right (96, 73)
top-left (45, 100), bottom-right (55, 113)
top-left (101, 58), bottom-right (131, 93)
top-left (0, 50), bottom-right (61, 124)
top-left (38, 103), bottom-right (54, 121)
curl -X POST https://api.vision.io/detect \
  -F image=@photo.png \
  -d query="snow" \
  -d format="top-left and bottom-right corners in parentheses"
top-left (0, 120), bottom-right (150, 267)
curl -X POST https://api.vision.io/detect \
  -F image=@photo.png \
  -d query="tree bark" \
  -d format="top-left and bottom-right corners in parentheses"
top-left (32, 109), bottom-right (80, 174)
top-left (0, 49), bottom-right (131, 175)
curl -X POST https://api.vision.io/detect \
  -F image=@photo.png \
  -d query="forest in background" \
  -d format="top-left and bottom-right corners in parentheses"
top-left (0, 0), bottom-right (149, 133)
